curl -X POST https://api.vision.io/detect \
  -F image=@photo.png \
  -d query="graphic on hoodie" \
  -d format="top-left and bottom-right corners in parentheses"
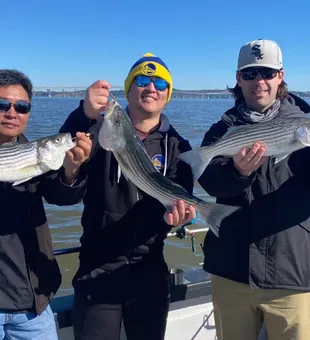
top-left (152, 154), bottom-right (165, 171)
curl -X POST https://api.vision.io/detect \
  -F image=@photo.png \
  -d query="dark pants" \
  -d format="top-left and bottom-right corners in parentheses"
top-left (72, 269), bottom-right (170, 340)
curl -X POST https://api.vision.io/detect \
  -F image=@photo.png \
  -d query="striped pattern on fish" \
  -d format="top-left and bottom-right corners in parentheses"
top-left (0, 133), bottom-right (76, 185)
top-left (179, 117), bottom-right (310, 180)
top-left (99, 101), bottom-right (239, 237)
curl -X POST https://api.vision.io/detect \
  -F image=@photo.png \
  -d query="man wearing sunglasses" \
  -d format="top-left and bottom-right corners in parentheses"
top-left (59, 53), bottom-right (195, 340)
top-left (197, 39), bottom-right (310, 340)
top-left (0, 69), bottom-right (92, 340)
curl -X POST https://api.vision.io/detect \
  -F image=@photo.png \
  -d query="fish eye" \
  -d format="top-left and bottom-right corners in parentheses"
top-left (55, 138), bottom-right (61, 143)
top-left (115, 119), bottom-right (120, 125)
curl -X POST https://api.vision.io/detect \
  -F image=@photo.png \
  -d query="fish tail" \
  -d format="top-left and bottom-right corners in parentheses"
top-left (198, 202), bottom-right (239, 237)
top-left (178, 147), bottom-right (213, 180)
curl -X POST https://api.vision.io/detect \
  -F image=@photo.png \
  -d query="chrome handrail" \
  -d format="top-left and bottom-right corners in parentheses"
top-left (53, 227), bottom-right (209, 256)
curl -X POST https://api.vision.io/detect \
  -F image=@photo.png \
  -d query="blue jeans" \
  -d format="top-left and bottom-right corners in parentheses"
top-left (0, 305), bottom-right (58, 340)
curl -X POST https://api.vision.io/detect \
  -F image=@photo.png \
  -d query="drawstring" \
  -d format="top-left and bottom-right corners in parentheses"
top-left (117, 164), bottom-right (121, 183)
top-left (163, 133), bottom-right (168, 176)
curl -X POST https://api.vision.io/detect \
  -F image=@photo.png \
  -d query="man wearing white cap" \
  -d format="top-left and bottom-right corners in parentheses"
top-left (197, 39), bottom-right (310, 340)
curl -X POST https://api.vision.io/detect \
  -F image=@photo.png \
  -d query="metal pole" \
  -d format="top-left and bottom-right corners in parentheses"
top-left (167, 227), bottom-right (209, 238)
top-left (53, 228), bottom-right (209, 256)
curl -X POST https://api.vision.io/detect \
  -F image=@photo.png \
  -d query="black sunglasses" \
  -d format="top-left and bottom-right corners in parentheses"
top-left (239, 68), bottom-right (279, 81)
top-left (0, 99), bottom-right (31, 114)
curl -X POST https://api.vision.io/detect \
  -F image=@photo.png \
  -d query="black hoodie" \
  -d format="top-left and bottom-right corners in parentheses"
top-left (59, 101), bottom-right (193, 291)
top-left (199, 95), bottom-right (310, 290)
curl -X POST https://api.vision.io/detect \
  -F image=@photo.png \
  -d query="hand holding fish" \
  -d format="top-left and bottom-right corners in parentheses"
top-left (83, 80), bottom-right (111, 119)
top-left (163, 200), bottom-right (196, 227)
top-left (63, 132), bottom-right (92, 183)
top-left (233, 142), bottom-right (266, 177)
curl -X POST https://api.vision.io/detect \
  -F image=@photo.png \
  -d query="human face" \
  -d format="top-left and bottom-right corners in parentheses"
top-left (0, 85), bottom-right (31, 144)
top-left (127, 76), bottom-right (169, 117)
top-left (237, 67), bottom-right (284, 112)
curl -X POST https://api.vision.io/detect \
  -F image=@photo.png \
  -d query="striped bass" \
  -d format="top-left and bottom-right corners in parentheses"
top-left (178, 117), bottom-right (310, 180)
top-left (0, 133), bottom-right (76, 186)
top-left (98, 100), bottom-right (239, 237)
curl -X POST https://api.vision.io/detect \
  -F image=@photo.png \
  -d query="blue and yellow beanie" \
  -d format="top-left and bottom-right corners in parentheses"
top-left (124, 53), bottom-right (173, 103)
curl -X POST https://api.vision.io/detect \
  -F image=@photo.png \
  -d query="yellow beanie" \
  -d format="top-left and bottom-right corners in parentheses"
top-left (124, 53), bottom-right (173, 103)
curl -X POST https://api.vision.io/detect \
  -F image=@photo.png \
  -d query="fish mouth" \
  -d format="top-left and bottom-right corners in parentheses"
top-left (71, 132), bottom-right (92, 144)
top-left (69, 137), bottom-right (77, 148)
top-left (104, 100), bottom-right (117, 118)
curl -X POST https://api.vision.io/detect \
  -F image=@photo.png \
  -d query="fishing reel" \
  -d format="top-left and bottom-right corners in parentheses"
top-left (175, 225), bottom-right (189, 240)
top-left (175, 221), bottom-right (204, 257)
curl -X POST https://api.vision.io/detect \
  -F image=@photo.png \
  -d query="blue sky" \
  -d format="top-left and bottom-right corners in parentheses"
top-left (1, 0), bottom-right (309, 91)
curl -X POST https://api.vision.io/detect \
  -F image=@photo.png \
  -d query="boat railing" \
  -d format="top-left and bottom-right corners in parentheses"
top-left (53, 227), bottom-right (209, 256)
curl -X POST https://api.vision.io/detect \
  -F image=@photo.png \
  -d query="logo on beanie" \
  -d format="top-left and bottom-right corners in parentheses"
top-left (142, 63), bottom-right (156, 75)
top-left (251, 44), bottom-right (263, 60)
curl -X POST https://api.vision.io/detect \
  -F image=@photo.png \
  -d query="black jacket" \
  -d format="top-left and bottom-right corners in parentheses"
top-left (0, 134), bottom-right (87, 314)
top-left (199, 95), bottom-right (310, 290)
top-left (59, 101), bottom-right (193, 291)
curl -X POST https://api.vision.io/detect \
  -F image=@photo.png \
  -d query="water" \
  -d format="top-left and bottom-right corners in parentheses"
top-left (24, 96), bottom-right (310, 295)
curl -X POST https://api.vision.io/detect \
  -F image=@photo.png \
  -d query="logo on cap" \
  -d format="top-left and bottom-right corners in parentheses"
top-left (251, 44), bottom-right (264, 60)
top-left (142, 63), bottom-right (156, 75)
top-left (152, 154), bottom-right (165, 171)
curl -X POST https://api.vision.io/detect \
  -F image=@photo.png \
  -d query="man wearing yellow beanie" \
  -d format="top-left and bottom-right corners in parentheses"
top-left (59, 53), bottom-right (195, 340)
top-left (124, 52), bottom-right (173, 103)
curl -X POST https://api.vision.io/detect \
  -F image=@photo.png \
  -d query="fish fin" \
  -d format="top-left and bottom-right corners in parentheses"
top-left (198, 203), bottom-right (239, 237)
top-left (178, 149), bottom-right (213, 180)
top-left (12, 177), bottom-right (33, 186)
top-left (296, 126), bottom-right (310, 146)
top-left (44, 157), bottom-right (65, 170)
top-left (116, 164), bottom-right (130, 182)
top-left (11, 164), bottom-right (40, 186)
top-left (274, 153), bottom-right (290, 164)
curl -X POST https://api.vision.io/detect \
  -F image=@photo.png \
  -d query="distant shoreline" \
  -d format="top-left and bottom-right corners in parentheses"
top-left (33, 89), bottom-right (310, 99)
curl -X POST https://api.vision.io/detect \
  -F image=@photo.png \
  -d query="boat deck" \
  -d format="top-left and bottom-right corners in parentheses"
top-left (52, 269), bottom-right (215, 340)
top-left (52, 269), bottom-right (267, 340)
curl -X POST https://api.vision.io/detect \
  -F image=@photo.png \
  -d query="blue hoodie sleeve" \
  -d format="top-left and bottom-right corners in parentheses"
top-left (198, 120), bottom-right (255, 198)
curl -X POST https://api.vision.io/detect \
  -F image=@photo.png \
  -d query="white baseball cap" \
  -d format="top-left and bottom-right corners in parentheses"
top-left (237, 39), bottom-right (283, 71)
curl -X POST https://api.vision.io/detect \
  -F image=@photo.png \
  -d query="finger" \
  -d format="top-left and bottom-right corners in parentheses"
top-left (65, 150), bottom-right (74, 160)
top-left (93, 88), bottom-right (110, 101)
top-left (177, 200), bottom-right (186, 222)
top-left (257, 156), bottom-right (267, 167)
top-left (90, 80), bottom-right (110, 90)
top-left (182, 205), bottom-right (196, 225)
top-left (248, 147), bottom-right (266, 167)
top-left (240, 143), bottom-right (261, 164)
top-left (76, 141), bottom-right (92, 157)
top-left (171, 203), bottom-right (179, 226)
top-left (77, 140), bottom-right (92, 152)
top-left (163, 212), bottom-right (172, 225)
top-left (188, 205), bottom-right (196, 221)
top-left (167, 213), bottom-right (174, 225)
top-left (233, 148), bottom-right (248, 163)
top-left (76, 133), bottom-right (92, 146)
top-left (69, 147), bottom-right (85, 161)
